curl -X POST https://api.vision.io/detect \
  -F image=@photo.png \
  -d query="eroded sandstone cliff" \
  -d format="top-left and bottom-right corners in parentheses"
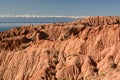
top-left (0, 16), bottom-right (120, 80)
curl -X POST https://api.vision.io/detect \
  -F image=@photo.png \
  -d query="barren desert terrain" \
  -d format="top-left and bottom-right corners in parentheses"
top-left (0, 16), bottom-right (120, 80)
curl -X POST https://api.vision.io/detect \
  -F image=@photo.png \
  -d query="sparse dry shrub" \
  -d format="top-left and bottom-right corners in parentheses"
top-left (110, 63), bottom-right (117, 69)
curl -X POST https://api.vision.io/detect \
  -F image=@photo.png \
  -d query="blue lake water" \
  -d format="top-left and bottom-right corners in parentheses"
top-left (0, 23), bottom-right (42, 32)
top-left (0, 17), bottom-right (79, 32)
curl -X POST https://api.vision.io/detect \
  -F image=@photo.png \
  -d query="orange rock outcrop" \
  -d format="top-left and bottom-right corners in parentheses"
top-left (0, 16), bottom-right (120, 80)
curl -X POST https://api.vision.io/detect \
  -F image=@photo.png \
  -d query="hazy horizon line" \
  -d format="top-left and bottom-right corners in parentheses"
top-left (0, 14), bottom-right (85, 18)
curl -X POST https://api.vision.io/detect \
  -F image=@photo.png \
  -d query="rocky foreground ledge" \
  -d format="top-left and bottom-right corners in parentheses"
top-left (0, 16), bottom-right (120, 80)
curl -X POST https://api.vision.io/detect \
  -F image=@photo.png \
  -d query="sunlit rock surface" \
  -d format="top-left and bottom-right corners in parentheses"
top-left (0, 16), bottom-right (120, 80)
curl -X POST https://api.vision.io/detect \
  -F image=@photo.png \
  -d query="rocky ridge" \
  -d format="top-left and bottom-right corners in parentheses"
top-left (0, 16), bottom-right (120, 80)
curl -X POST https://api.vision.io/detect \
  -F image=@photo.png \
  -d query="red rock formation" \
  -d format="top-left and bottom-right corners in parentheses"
top-left (0, 16), bottom-right (120, 80)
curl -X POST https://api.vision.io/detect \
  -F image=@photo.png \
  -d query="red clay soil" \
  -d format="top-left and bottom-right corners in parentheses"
top-left (0, 16), bottom-right (120, 80)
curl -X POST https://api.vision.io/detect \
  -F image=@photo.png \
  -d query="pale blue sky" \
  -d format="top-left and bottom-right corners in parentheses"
top-left (0, 0), bottom-right (119, 16)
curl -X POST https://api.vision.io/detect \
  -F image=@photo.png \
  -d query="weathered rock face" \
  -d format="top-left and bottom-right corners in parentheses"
top-left (0, 16), bottom-right (120, 80)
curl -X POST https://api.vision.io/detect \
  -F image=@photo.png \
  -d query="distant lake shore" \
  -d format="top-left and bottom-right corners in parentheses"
top-left (0, 17), bottom-right (79, 32)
